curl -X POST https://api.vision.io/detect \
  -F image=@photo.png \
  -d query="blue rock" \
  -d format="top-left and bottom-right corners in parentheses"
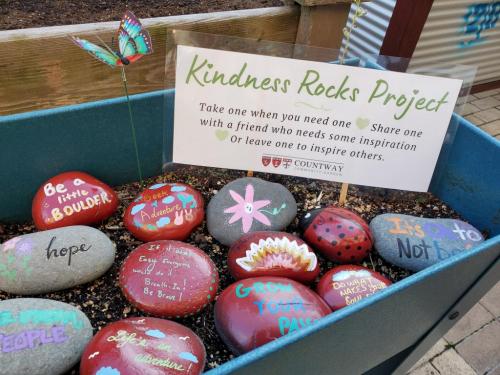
top-left (370, 214), bottom-right (484, 272)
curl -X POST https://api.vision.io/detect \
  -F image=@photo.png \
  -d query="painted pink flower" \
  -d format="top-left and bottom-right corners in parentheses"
top-left (224, 184), bottom-right (271, 233)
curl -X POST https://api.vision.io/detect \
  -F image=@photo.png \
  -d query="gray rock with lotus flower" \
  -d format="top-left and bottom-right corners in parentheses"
top-left (207, 177), bottom-right (297, 246)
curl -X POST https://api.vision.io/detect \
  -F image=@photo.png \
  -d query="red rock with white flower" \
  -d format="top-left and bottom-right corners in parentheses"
top-left (228, 231), bottom-right (320, 284)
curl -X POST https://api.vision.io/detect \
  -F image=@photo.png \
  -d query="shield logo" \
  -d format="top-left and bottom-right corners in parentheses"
top-left (272, 157), bottom-right (282, 168)
top-left (262, 156), bottom-right (271, 167)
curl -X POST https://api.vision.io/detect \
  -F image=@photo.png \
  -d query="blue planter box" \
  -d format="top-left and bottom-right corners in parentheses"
top-left (1, 81), bottom-right (499, 374)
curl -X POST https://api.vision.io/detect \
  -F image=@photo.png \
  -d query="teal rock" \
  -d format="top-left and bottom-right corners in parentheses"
top-left (0, 298), bottom-right (93, 375)
top-left (0, 226), bottom-right (115, 294)
top-left (370, 214), bottom-right (484, 272)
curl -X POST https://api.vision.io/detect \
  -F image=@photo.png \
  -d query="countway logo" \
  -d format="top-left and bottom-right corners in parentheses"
top-left (261, 154), bottom-right (344, 176)
top-left (261, 155), bottom-right (292, 168)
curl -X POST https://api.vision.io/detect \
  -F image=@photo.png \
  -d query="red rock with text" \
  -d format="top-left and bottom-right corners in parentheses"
top-left (32, 171), bottom-right (118, 230)
top-left (124, 183), bottom-right (204, 241)
top-left (214, 276), bottom-right (331, 354)
top-left (228, 231), bottom-right (320, 284)
top-left (119, 241), bottom-right (219, 318)
top-left (80, 317), bottom-right (206, 375)
top-left (301, 206), bottom-right (373, 263)
top-left (317, 265), bottom-right (391, 311)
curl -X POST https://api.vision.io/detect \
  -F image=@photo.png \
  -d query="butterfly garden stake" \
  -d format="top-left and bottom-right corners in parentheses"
top-left (71, 10), bottom-right (153, 184)
top-left (338, 1), bottom-right (366, 206)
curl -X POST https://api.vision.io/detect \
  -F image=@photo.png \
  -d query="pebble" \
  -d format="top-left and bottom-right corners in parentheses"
top-left (0, 226), bottom-right (115, 294)
top-left (119, 240), bottom-right (219, 318)
top-left (124, 183), bottom-right (204, 241)
top-left (80, 317), bottom-right (206, 375)
top-left (32, 171), bottom-right (118, 230)
top-left (214, 276), bottom-right (331, 354)
top-left (316, 265), bottom-right (391, 311)
top-left (370, 214), bottom-right (485, 272)
top-left (228, 231), bottom-right (319, 284)
top-left (0, 298), bottom-right (93, 375)
top-left (301, 206), bottom-right (373, 263)
top-left (207, 177), bottom-right (297, 246)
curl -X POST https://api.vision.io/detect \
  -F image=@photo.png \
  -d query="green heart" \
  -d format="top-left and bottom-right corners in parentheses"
top-left (356, 117), bottom-right (370, 130)
top-left (215, 129), bottom-right (229, 141)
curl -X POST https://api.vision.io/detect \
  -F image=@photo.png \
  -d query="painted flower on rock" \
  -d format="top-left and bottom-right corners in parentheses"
top-left (224, 184), bottom-right (271, 233)
top-left (236, 237), bottom-right (317, 272)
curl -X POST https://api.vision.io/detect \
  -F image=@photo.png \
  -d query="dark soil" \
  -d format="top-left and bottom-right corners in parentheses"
top-left (0, 0), bottom-right (284, 30)
top-left (0, 166), bottom-right (463, 373)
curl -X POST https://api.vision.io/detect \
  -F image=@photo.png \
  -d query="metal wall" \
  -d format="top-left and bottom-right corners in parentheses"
top-left (408, 0), bottom-right (500, 85)
top-left (341, 0), bottom-right (396, 58)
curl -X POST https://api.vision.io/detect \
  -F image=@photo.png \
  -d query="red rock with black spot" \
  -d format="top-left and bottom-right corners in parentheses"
top-left (32, 171), bottom-right (118, 230)
top-left (119, 241), bottom-right (219, 318)
top-left (214, 276), bottom-right (331, 354)
top-left (124, 183), bottom-right (204, 242)
top-left (317, 265), bottom-right (392, 311)
top-left (300, 206), bottom-right (372, 263)
top-left (80, 317), bottom-right (206, 375)
top-left (228, 231), bottom-right (320, 284)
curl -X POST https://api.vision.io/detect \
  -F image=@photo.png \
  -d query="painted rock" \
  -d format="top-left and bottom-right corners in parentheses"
top-left (228, 231), bottom-right (319, 284)
top-left (119, 241), bottom-right (219, 318)
top-left (214, 276), bottom-right (331, 354)
top-left (32, 171), bottom-right (118, 230)
top-left (301, 206), bottom-right (372, 263)
top-left (80, 317), bottom-right (205, 375)
top-left (207, 177), bottom-right (297, 246)
top-left (370, 214), bottom-right (484, 272)
top-left (317, 265), bottom-right (391, 311)
top-left (0, 298), bottom-right (93, 375)
top-left (0, 226), bottom-right (115, 294)
top-left (124, 183), bottom-right (204, 242)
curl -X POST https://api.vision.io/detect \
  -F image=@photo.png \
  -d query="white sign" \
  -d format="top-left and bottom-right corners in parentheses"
top-left (173, 45), bottom-right (462, 191)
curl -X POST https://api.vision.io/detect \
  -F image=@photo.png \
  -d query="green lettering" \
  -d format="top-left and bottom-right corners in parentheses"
top-left (298, 70), bottom-right (321, 95)
top-left (185, 54), bottom-right (207, 87)
top-left (368, 79), bottom-right (389, 103)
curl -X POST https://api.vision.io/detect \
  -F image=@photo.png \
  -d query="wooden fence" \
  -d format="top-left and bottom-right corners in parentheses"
top-left (0, 1), bottom-right (358, 115)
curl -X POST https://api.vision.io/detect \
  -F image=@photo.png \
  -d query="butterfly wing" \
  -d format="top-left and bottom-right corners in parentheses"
top-left (118, 10), bottom-right (153, 64)
top-left (71, 36), bottom-right (120, 67)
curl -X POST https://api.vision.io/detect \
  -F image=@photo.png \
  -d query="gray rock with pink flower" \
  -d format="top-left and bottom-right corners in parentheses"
top-left (207, 177), bottom-right (297, 246)
top-left (0, 225), bottom-right (115, 294)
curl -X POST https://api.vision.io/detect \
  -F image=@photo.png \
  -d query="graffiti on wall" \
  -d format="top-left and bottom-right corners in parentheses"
top-left (459, 1), bottom-right (500, 47)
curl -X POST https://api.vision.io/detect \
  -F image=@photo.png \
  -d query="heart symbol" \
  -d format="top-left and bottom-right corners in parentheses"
top-left (216, 130), bottom-right (229, 141)
top-left (131, 203), bottom-right (146, 215)
top-left (356, 117), bottom-right (369, 130)
top-left (156, 217), bottom-right (171, 228)
top-left (162, 196), bottom-right (175, 204)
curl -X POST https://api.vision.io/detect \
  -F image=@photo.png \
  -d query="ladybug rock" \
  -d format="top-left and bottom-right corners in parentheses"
top-left (301, 206), bottom-right (373, 263)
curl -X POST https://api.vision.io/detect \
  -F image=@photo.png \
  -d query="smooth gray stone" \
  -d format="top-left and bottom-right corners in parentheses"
top-left (0, 298), bottom-right (93, 375)
top-left (207, 177), bottom-right (297, 246)
top-left (0, 225), bottom-right (115, 294)
top-left (370, 214), bottom-right (484, 272)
